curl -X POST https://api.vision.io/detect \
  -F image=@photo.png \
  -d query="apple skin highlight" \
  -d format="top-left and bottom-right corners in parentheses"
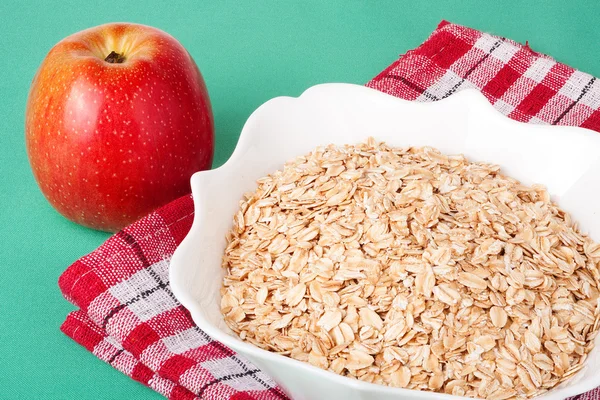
top-left (26, 23), bottom-right (214, 232)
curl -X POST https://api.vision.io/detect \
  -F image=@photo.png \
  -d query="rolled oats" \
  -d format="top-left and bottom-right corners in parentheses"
top-left (221, 138), bottom-right (600, 399)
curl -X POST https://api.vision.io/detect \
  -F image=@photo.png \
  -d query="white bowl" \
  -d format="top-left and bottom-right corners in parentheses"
top-left (170, 83), bottom-right (600, 400)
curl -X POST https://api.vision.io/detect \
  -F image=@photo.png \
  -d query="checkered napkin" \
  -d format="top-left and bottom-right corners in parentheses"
top-left (59, 20), bottom-right (600, 400)
top-left (367, 20), bottom-right (600, 129)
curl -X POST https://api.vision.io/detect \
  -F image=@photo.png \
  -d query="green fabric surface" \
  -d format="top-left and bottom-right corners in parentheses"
top-left (0, 1), bottom-right (599, 398)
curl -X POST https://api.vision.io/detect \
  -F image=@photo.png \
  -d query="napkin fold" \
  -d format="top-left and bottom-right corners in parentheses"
top-left (59, 20), bottom-right (600, 400)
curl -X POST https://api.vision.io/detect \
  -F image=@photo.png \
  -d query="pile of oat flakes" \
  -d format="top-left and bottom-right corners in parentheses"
top-left (221, 138), bottom-right (600, 399)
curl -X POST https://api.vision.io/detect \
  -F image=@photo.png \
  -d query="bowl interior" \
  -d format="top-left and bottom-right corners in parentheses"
top-left (171, 83), bottom-right (600, 399)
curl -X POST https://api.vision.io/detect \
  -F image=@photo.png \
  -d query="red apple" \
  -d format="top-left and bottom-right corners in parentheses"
top-left (26, 23), bottom-right (214, 232)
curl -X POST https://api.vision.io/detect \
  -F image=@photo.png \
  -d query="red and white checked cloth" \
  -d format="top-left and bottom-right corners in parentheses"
top-left (59, 20), bottom-right (600, 400)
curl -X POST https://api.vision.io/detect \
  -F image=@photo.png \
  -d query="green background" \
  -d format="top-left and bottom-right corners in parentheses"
top-left (1, 1), bottom-right (599, 398)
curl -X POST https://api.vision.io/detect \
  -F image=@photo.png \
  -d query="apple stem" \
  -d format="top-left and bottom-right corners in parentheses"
top-left (104, 51), bottom-right (126, 64)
